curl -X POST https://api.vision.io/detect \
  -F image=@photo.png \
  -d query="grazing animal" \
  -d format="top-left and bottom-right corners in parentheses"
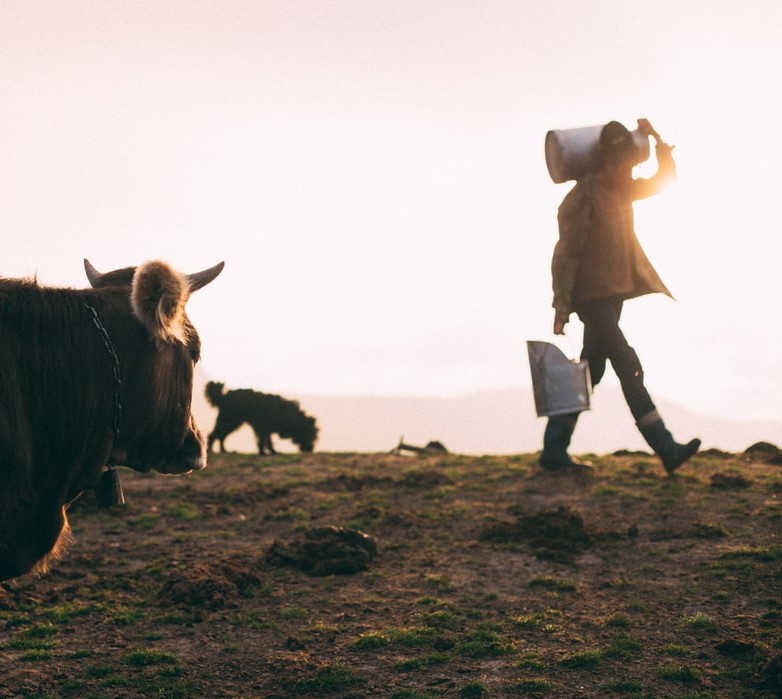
top-left (0, 259), bottom-right (223, 581)
top-left (205, 382), bottom-right (318, 455)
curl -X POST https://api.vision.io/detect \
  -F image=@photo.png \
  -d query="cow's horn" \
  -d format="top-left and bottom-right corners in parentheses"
top-left (84, 259), bottom-right (102, 288)
top-left (187, 261), bottom-right (225, 292)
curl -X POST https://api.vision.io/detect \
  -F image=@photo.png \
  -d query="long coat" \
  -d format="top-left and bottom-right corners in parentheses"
top-left (551, 144), bottom-right (676, 322)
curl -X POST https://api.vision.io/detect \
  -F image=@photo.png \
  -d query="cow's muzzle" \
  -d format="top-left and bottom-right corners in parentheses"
top-left (161, 429), bottom-right (207, 474)
top-left (110, 430), bottom-right (206, 475)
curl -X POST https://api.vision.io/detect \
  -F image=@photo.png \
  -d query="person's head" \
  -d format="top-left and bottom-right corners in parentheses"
top-left (598, 121), bottom-right (637, 181)
top-left (600, 121), bottom-right (638, 163)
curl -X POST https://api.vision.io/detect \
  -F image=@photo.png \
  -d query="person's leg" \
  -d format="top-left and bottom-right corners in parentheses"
top-left (537, 301), bottom-right (612, 473)
top-left (636, 410), bottom-right (700, 475)
top-left (540, 412), bottom-right (592, 471)
top-left (579, 300), bottom-right (655, 418)
top-left (578, 300), bottom-right (700, 474)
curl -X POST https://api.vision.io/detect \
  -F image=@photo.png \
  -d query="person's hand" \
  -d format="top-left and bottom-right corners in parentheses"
top-left (637, 118), bottom-right (662, 144)
top-left (553, 316), bottom-right (566, 335)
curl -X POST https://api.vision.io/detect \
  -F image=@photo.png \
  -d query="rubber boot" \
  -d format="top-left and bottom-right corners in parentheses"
top-left (637, 411), bottom-right (700, 475)
top-left (539, 414), bottom-right (593, 472)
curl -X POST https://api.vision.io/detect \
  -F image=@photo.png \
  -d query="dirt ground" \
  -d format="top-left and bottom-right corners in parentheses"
top-left (1, 444), bottom-right (780, 698)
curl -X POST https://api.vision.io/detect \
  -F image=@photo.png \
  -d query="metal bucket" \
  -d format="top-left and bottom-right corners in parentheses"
top-left (545, 124), bottom-right (650, 184)
top-left (527, 340), bottom-right (592, 417)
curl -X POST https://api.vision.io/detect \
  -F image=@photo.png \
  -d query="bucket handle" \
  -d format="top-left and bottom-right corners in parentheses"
top-left (551, 332), bottom-right (581, 363)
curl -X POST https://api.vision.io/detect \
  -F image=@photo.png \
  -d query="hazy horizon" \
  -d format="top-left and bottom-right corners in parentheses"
top-left (193, 370), bottom-right (782, 456)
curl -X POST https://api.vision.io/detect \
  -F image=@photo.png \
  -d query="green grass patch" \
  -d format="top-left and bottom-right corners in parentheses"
top-left (350, 630), bottom-right (392, 650)
top-left (393, 626), bottom-right (442, 649)
top-left (710, 558), bottom-right (757, 577)
top-left (69, 648), bottom-right (94, 659)
top-left (656, 662), bottom-right (701, 684)
top-left (265, 506), bottom-right (309, 521)
top-left (512, 608), bottom-right (560, 632)
top-left (396, 654), bottom-right (450, 671)
top-left (123, 648), bottom-right (180, 667)
top-left (424, 574), bottom-right (455, 592)
top-left (7, 637), bottom-right (56, 652)
top-left (19, 648), bottom-right (52, 661)
top-left (528, 577), bottom-right (577, 592)
top-left (592, 485), bottom-right (621, 496)
top-left (459, 682), bottom-right (488, 698)
top-left (352, 623), bottom-right (511, 658)
top-left (127, 513), bottom-right (160, 530)
top-left (416, 595), bottom-right (447, 607)
top-left (663, 644), bottom-right (693, 657)
top-left (681, 613), bottom-right (718, 633)
top-left (456, 628), bottom-right (514, 658)
top-left (21, 623), bottom-right (58, 639)
top-left (602, 634), bottom-right (642, 659)
top-left (350, 625), bottom-right (444, 651)
top-left (626, 600), bottom-right (649, 613)
top-left (110, 606), bottom-right (147, 626)
top-left (41, 601), bottom-right (104, 624)
top-left (280, 606), bottom-right (308, 620)
top-left (513, 612), bottom-right (547, 629)
top-left (166, 501), bottom-right (202, 520)
top-left (86, 665), bottom-right (114, 679)
top-left (720, 544), bottom-right (782, 562)
top-left (505, 677), bottom-right (553, 694)
top-left (515, 651), bottom-right (548, 671)
top-left (229, 609), bottom-right (278, 631)
top-left (422, 609), bottom-right (462, 630)
top-left (296, 662), bottom-right (366, 693)
top-left (601, 679), bottom-right (645, 694)
top-left (604, 613), bottom-right (632, 628)
top-left (559, 649), bottom-right (602, 668)
top-left (8, 626), bottom-right (58, 661)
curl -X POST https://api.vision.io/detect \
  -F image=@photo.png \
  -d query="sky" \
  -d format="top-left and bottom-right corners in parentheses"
top-left (2, 0), bottom-right (781, 427)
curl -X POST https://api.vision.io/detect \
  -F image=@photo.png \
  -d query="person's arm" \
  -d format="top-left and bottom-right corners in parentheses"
top-left (637, 118), bottom-right (662, 145)
top-left (551, 184), bottom-right (590, 334)
top-left (632, 118), bottom-right (676, 199)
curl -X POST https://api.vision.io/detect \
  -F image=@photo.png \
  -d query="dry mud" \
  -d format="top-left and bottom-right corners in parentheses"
top-left (1, 446), bottom-right (781, 698)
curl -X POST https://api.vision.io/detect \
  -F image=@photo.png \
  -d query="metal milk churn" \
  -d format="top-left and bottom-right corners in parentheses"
top-left (544, 123), bottom-right (650, 183)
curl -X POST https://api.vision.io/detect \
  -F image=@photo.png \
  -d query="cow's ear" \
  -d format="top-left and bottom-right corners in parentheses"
top-left (131, 261), bottom-right (191, 344)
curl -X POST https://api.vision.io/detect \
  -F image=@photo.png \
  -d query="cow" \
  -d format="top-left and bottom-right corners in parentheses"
top-left (0, 259), bottom-right (223, 581)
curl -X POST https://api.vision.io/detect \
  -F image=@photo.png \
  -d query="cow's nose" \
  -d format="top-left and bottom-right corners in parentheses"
top-left (183, 430), bottom-right (207, 471)
top-left (187, 451), bottom-right (206, 472)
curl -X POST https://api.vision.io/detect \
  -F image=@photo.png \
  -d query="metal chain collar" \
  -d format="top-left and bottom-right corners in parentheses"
top-left (84, 301), bottom-right (122, 458)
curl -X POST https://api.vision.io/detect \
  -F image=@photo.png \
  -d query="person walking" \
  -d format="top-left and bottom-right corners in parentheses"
top-left (541, 118), bottom-right (700, 475)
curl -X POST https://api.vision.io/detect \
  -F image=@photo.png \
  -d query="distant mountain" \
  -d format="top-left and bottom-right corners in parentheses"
top-left (192, 375), bottom-right (782, 456)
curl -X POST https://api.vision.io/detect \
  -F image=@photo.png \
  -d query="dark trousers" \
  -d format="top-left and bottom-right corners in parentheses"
top-left (575, 298), bottom-right (656, 422)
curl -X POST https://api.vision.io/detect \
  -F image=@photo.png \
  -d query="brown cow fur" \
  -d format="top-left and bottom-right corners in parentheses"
top-left (0, 260), bottom-right (222, 581)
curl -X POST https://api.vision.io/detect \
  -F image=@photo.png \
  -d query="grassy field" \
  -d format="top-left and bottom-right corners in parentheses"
top-left (1, 445), bottom-right (780, 698)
